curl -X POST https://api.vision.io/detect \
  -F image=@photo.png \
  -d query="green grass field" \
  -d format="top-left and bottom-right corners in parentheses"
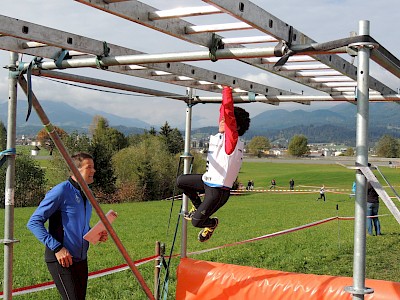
top-left (1, 161), bottom-right (399, 299)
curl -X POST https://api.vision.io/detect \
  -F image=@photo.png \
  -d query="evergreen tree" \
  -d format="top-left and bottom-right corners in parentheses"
top-left (91, 116), bottom-right (128, 153)
top-left (89, 142), bottom-right (117, 195)
top-left (136, 159), bottom-right (158, 201)
top-left (160, 121), bottom-right (173, 137)
top-left (159, 122), bottom-right (184, 154)
top-left (0, 120), bottom-right (6, 150)
top-left (148, 127), bottom-right (157, 136)
top-left (89, 116), bottom-right (127, 195)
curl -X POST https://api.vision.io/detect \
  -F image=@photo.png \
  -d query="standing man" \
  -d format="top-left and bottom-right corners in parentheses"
top-left (247, 180), bottom-right (252, 191)
top-left (177, 86), bottom-right (250, 242)
top-left (316, 185), bottom-right (326, 201)
top-left (367, 182), bottom-right (381, 236)
top-left (289, 178), bottom-right (295, 190)
top-left (27, 152), bottom-right (108, 300)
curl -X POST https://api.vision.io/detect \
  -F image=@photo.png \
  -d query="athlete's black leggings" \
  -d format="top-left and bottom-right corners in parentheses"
top-left (47, 259), bottom-right (88, 300)
top-left (177, 174), bottom-right (230, 228)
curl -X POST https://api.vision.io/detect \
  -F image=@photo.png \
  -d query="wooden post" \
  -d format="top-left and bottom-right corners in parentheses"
top-left (154, 241), bottom-right (161, 299)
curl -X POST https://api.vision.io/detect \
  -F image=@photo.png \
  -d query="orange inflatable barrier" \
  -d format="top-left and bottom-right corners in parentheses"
top-left (176, 258), bottom-right (400, 300)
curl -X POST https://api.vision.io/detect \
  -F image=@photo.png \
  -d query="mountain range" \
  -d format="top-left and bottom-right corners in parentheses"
top-left (0, 100), bottom-right (151, 136)
top-left (246, 102), bottom-right (400, 145)
top-left (1, 100), bottom-right (400, 145)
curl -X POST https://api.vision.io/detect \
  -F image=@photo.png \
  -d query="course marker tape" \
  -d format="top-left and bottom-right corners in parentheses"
top-left (187, 216), bottom-right (337, 256)
top-left (0, 255), bottom-right (158, 297)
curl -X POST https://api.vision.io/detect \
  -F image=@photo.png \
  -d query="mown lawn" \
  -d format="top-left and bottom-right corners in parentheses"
top-left (1, 160), bottom-right (399, 299)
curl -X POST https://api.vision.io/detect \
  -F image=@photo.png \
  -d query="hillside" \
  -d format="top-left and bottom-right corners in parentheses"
top-left (245, 102), bottom-right (400, 145)
top-left (251, 102), bottom-right (400, 130)
top-left (1, 100), bottom-right (399, 145)
top-left (0, 100), bottom-right (151, 135)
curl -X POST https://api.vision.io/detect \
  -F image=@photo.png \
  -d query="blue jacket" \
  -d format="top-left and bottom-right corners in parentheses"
top-left (27, 179), bottom-right (92, 262)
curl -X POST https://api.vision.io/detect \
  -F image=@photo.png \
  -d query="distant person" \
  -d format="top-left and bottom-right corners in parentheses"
top-left (367, 182), bottom-right (381, 236)
top-left (316, 185), bottom-right (326, 201)
top-left (269, 179), bottom-right (276, 190)
top-left (289, 179), bottom-right (295, 190)
top-left (176, 86), bottom-right (250, 242)
top-left (350, 181), bottom-right (356, 199)
top-left (27, 152), bottom-right (108, 300)
top-left (250, 180), bottom-right (254, 190)
top-left (247, 180), bottom-right (252, 191)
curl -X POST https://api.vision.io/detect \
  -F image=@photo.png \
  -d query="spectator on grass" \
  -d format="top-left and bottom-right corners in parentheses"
top-left (316, 185), bottom-right (326, 201)
top-left (367, 181), bottom-right (382, 236)
top-left (247, 180), bottom-right (252, 191)
top-left (27, 152), bottom-right (108, 300)
top-left (289, 178), bottom-right (295, 190)
top-left (269, 179), bottom-right (276, 189)
top-left (177, 86), bottom-right (250, 243)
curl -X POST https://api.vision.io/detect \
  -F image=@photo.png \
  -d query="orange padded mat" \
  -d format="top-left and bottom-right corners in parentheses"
top-left (176, 258), bottom-right (400, 300)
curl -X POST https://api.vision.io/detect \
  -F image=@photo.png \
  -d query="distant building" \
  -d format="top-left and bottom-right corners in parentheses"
top-left (269, 148), bottom-right (283, 156)
top-left (334, 151), bottom-right (344, 156)
top-left (31, 145), bottom-right (41, 156)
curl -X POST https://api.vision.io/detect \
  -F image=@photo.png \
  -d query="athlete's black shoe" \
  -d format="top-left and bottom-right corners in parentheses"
top-left (183, 206), bottom-right (197, 221)
top-left (198, 218), bottom-right (218, 242)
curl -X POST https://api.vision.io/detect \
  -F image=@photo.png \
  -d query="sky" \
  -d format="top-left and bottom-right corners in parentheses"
top-left (0, 0), bottom-right (399, 129)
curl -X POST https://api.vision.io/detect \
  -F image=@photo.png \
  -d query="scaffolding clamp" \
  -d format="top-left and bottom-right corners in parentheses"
top-left (186, 87), bottom-right (197, 107)
top-left (0, 148), bottom-right (16, 168)
top-left (7, 59), bottom-right (35, 79)
top-left (96, 41), bottom-right (110, 69)
top-left (0, 239), bottom-right (20, 245)
top-left (5, 60), bottom-right (23, 79)
top-left (344, 286), bottom-right (374, 297)
top-left (273, 26), bottom-right (294, 70)
top-left (208, 33), bottom-right (224, 62)
top-left (348, 41), bottom-right (379, 51)
top-left (55, 49), bottom-right (71, 69)
top-left (248, 91), bottom-right (257, 102)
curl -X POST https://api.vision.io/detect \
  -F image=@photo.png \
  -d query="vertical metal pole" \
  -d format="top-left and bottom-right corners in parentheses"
top-left (345, 20), bottom-right (374, 300)
top-left (3, 52), bottom-right (18, 300)
top-left (180, 88), bottom-right (194, 258)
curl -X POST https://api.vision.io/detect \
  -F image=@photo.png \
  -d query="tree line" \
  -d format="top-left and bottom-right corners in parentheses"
top-left (248, 123), bottom-right (400, 146)
top-left (246, 134), bottom-right (398, 158)
top-left (246, 134), bottom-right (310, 157)
top-left (0, 116), bottom-right (204, 207)
top-left (1, 116), bottom-right (399, 208)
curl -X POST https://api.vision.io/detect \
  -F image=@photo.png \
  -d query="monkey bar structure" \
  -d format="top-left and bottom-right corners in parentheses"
top-left (1, 1), bottom-right (400, 299)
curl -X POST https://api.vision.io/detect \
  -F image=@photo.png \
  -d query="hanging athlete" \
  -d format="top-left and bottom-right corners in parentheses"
top-left (176, 86), bottom-right (250, 242)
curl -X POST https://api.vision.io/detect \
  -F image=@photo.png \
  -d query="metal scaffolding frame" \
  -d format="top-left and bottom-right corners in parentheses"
top-left (1, 1), bottom-right (399, 299)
